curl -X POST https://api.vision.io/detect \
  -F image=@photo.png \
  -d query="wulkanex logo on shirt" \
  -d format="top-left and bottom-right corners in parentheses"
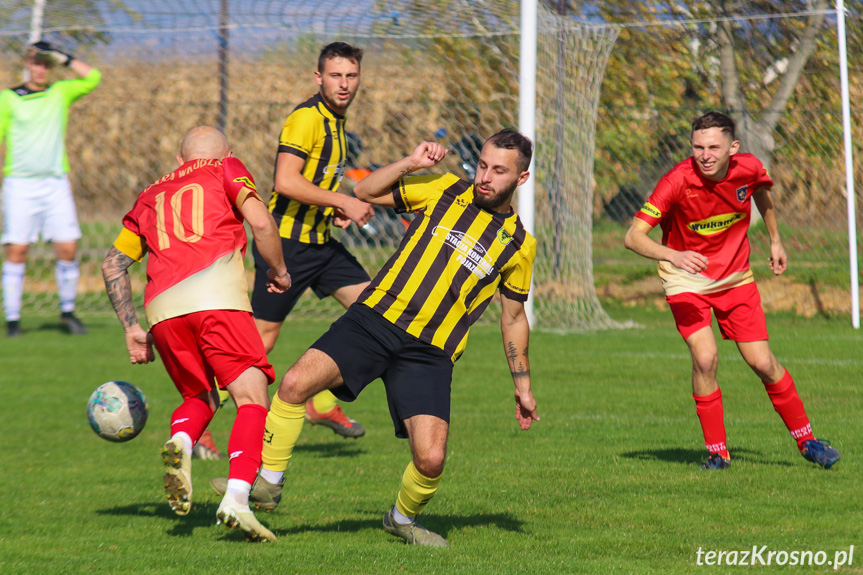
top-left (688, 212), bottom-right (746, 235)
top-left (736, 185), bottom-right (748, 202)
top-left (639, 202), bottom-right (662, 219)
top-left (434, 226), bottom-right (494, 279)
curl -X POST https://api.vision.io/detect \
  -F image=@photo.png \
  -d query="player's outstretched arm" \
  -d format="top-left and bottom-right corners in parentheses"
top-left (624, 219), bottom-right (708, 274)
top-left (752, 187), bottom-right (787, 275)
top-left (500, 294), bottom-right (539, 430)
top-left (354, 141), bottom-right (448, 207)
top-left (239, 194), bottom-right (291, 293)
top-left (101, 246), bottom-right (154, 365)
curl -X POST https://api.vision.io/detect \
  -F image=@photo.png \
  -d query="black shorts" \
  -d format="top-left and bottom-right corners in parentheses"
top-left (311, 304), bottom-right (453, 439)
top-left (251, 237), bottom-right (370, 323)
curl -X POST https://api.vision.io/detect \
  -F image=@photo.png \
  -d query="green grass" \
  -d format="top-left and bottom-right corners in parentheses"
top-left (1, 306), bottom-right (860, 574)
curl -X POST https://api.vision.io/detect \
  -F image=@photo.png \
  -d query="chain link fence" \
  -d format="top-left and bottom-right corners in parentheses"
top-left (593, 6), bottom-right (863, 317)
top-left (0, 0), bottom-right (621, 331)
top-left (0, 1), bottom-right (861, 325)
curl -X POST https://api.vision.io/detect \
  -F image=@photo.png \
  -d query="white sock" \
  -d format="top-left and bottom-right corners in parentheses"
top-left (171, 432), bottom-right (193, 456)
top-left (225, 479), bottom-right (252, 507)
top-left (392, 505), bottom-right (414, 526)
top-left (55, 259), bottom-right (79, 313)
top-left (2, 261), bottom-right (25, 321)
top-left (260, 467), bottom-right (284, 485)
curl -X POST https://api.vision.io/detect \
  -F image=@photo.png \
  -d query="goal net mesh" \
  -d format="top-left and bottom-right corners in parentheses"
top-left (0, 0), bottom-right (620, 331)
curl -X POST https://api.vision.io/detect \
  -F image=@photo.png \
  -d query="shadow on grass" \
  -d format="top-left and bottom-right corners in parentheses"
top-left (98, 503), bottom-right (524, 541)
top-left (35, 320), bottom-right (73, 335)
top-left (621, 447), bottom-right (794, 467)
top-left (294, 440), bottom-right (365, 458)
top-left (97, 502), bottom-right (224, 538)
top-left (274, 510), bottom-right (525, 539)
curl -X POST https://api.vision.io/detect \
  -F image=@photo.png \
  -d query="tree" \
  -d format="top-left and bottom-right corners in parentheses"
top-left (1, 0), bottom-right (133, 53)
top-left (565, 0), bottom-right (833, 171)
top-left (713, 0), bottom-right (830, 171)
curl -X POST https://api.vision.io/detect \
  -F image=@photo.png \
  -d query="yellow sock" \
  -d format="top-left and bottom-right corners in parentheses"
top-left (395, 461), bottom-right (442, 518)
top-left (261, 395), bottom-right (305, 473)
top-left (217, 388), bottom-right (230, 411)
top-left (311, 389), bottom-right (337, 414)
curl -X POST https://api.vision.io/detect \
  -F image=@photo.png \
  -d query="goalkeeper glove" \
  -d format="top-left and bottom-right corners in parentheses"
top-left (30, 41), bottom-right (75, 67)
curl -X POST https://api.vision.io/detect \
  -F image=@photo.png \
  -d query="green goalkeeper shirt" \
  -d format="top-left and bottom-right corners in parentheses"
top-left (0, 68), bottom-right (101, 178)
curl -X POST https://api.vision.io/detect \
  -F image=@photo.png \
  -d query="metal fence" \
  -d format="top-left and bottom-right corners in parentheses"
top-left (0, 1), bottom-right (860, 324)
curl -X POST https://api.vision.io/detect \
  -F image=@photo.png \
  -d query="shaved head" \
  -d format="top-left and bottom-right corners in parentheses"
top-left (179, 126), bottom-right (230, 162)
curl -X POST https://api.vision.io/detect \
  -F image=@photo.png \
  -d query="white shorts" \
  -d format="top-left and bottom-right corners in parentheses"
top-left (1, 176), bottom-right (81, 245)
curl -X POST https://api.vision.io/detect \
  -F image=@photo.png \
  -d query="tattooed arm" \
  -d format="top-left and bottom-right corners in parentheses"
top-left (500, 293), bottom-right (539, 430)
top-left (101, 246), bottom-right (154, 365)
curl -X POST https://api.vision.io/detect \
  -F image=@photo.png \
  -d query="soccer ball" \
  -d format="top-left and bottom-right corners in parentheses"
top-left (86, 381), bottom-right (149, 442)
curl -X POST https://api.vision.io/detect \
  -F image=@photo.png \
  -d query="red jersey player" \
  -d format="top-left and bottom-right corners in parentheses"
top-left (101, 126), bottom-right (291, 541)
top-left (624, 111), bottom-right (840, 470)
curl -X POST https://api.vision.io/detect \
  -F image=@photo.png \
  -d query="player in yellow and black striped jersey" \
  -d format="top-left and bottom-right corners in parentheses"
top-left (243, 130), bottom-right (540, 547)
top-left (359, 170), bottom-right (534, 362)
top-left (268, 92), bottom-right (347, 243)
top-left (249, 42), bottom-right (375, 439)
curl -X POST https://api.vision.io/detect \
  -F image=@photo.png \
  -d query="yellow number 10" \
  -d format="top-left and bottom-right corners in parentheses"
top-left (154, 184), bottom-right (205, 250)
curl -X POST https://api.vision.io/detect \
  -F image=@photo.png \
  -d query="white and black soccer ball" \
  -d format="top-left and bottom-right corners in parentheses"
top-left (86, 381), bottom-right (149, 442)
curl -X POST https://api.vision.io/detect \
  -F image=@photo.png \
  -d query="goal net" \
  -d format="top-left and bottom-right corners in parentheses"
top-left (0, 0), bottom-right (620, 332)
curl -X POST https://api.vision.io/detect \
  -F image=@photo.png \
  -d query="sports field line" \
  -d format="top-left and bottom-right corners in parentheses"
top-left (563, 349), bottom-right (862, 367)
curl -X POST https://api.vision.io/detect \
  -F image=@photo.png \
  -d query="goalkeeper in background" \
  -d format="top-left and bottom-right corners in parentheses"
top-left (0, 41), bottom-right (100, 338)
top-left (624, 111), bottom-right (840, 471)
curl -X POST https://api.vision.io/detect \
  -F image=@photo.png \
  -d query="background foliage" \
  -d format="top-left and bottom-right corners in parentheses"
top-left (0, 1), bottom-right (860, 322)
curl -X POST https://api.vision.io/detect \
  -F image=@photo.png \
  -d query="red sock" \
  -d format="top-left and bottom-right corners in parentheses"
top-left (763, 369), bottom-right (814, 450)
top-left (228, 404), bottom-right (268, 484)
top-left (693, 388), bottom-right (729, 459)
top-left (170, 397), bottom-right (213, 445)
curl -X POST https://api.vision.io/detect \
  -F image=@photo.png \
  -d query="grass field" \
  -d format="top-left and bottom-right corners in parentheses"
top-left (1, 304), bottom-right (860, 574)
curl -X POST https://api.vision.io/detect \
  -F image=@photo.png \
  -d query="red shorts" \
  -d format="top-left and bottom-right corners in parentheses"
top-left (666, 282), bottom-right (769, 342)
top-left (151, 309), bottom-right (275, 400)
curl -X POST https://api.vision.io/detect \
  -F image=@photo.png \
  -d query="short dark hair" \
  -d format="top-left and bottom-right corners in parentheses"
top-left (691, 112), bottom-right (736, 140)
top-left (318, 42), bottom-right (363, 72)
top-left (485, 129), bottom-right (533, 172)
top-left (24, 46), bottom-right (55, 67)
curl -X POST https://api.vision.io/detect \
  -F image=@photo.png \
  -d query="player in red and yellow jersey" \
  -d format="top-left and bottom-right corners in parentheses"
top-left (101, 126), bottom-right (291, 541)
top-left (625, 111), bottom-right (839, 470)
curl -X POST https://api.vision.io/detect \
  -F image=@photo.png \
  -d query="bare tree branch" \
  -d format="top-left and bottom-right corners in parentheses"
top-left (761, 0), bottom-right (829, 132)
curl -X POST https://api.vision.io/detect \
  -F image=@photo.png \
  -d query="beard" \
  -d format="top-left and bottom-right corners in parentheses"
top-left (322, 87), bottom-right (355, 114)
top-left (473, 179), bottom-right (518, 212)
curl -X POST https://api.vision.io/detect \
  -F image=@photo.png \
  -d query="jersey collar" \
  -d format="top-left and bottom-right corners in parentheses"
top-left (12, 83), bottom-right (50, 96)
top-left (314, 92), bottom-right (346, 120)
